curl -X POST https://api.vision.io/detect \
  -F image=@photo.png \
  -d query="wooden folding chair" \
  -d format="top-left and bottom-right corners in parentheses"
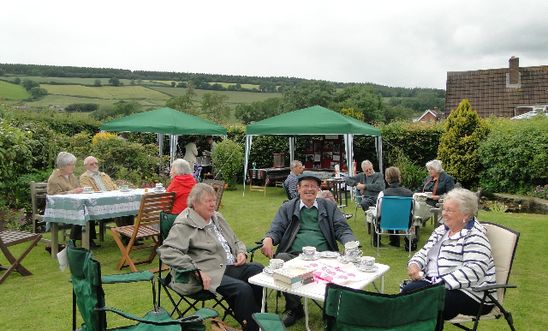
top-left (110, 192), bottom-right (175, 272)
top-left (202, 179), bottom-right (225, 211)
top-left (0, 225), bottom-right (42, 284)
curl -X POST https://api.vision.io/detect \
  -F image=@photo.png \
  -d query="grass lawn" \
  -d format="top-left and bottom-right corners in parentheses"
top-left (1, 186), bottom-right (546, 330)
top-left (0, 80), bottom-right (30, 100)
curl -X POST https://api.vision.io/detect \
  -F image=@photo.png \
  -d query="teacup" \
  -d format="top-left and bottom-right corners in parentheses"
top-left (269, 258), bottom-right (284, 270)
top-left (302, 246), bottom-right (317, 260)
top-left (344, 241), bottom-right (362, 262)
top-left (83, 186), bottom-right (93, 193)
top-left (359, 256), bottom-right (376, 270)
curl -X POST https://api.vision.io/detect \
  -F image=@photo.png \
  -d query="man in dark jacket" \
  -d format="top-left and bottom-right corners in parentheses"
top-left (261, 174), bottom-right (356, 327)
top-left (345, 160), bottom-right (385, 210)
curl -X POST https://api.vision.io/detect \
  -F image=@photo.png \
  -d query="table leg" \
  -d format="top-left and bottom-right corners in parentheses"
top-left (82, 223), bottom-right (90, 250)
top-left (304, 297), bottom-right (311, 331)
top-left (51, 223), bottom-right (59, 259)
top-left (260, 287), bottom-right (267, 312)
top-left (381, 275), bottom-right (385, 293)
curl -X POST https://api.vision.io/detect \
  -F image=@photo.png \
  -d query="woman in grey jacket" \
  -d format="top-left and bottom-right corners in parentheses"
top-left (402, 188), bottom-right (496, 330)
top-left (158, 183), bottom-right (263, 331)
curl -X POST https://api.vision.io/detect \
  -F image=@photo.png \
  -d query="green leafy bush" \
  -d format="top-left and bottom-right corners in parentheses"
top-left (386, 148), bottom-right (427, 191)
top-left (437, 99), bottom-right (489, 188)
top-left (211, 139), bottom-right (244, 189)
top-left (479, 116), bottom-right (547, 194)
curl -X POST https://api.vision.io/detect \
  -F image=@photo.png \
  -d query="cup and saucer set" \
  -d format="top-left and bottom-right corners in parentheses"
top-left (263, 258), bottom-right (285, 274)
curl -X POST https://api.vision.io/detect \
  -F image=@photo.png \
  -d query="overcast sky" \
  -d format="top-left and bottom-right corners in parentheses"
top-left (2, 0), bottom-right (547, 89)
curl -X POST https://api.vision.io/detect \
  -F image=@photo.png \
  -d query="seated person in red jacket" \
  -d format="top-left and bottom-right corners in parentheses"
top-left (167, 158), bottom-right (197, 214)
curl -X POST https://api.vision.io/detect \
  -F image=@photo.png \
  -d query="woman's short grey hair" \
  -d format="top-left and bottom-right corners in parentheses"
top-left (290, 160), bottom-right (302, 170)
top-left (384, 166), bottom-right (402, 185)
top-left (444, 188), bottom-right (478, 217)
top-left (171, 158), bottom-right (192, 175)
top-left (187, 183), bottom-right (216, 208)
top-left (56, 152), bottom-right (77, 169)
top-left (426, 159), bottom-right (443, 173)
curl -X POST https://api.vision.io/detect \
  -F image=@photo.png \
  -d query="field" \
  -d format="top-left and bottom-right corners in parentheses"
top-left (0, 186), bottom-right (546, 330)
top-left (0, 80), bottom-right (30, 100)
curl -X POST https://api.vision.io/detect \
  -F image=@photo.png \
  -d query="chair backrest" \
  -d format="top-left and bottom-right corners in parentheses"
top-left (378, 196), bottom-right (414, 231)
top-left (323, 283), bottom-right (445, 331)
top-left (134, 192), bottom-right (176, 229)
top-left (202, 179), bottom-right (225, 211)
top-left (159, 211), bottom-right (178, 242)
top-left (67, 241), bottom-right (106, 331)
top-left (482, 222), bottom-right (520, 302)
top-left (30, 181), bottom-right (48, 222)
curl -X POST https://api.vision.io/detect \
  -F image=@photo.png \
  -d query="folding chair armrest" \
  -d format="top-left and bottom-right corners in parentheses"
top-left (172, 266), bottom-right (200, 284)
top-left (99, 306), bottom-right (218, 325)
top-left (253, 312), bottom-right (286, 331)
top-left (101, 271), bottom-right (154, 284)
top-left (472, 283), bottom-right (517, 292)
top-left (247, 241), bottom-right (263, 254)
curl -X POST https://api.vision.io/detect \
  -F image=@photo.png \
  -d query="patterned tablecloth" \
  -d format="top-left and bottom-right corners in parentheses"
top-left (44, 189), bottom-right (146, 226)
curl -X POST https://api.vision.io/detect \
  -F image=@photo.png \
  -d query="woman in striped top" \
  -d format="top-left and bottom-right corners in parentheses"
top-left (402, 188), bottom-right (496, 328)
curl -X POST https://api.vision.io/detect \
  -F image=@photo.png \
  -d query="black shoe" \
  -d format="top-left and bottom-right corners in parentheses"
top-left (344, 213), bottom-right (353, 220)
top-left (389, 241), bottom-right (400, 248)
top-left (89, 240), bottom-right (101, 248)
top-left (282, 308), bottom-right (305, 327)
top-left (372, 239), bottom-right (383, 247)
top-left (404, 239), bottom-right (418, 251)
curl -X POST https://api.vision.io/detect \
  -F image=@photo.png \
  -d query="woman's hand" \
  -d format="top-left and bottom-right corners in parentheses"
top-left (197, 270), bottom-right (211, 290)
top-left (71, 187), bottom-right (84, 194)
top-left (261, 237), bottom-right (274, 258)
top-left (234, 252), bottom-right (247, 266)
top-left (408, 263), bottom-right (423, 280)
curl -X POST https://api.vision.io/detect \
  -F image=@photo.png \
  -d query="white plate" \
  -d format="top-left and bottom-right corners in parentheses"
top-left (119, 189), bottom-right (132, 192)
top-left (357, 265), bottom-right (378, 273)
top-left (82, 191), bottom-right (94, 194)
top-left (263, 267), bottom-right (274, 275)
top-left (320, 251), bottom-right (340, 259)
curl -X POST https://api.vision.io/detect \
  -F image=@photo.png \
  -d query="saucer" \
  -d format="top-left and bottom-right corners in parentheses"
top-left (300, 253), bottom-right (320, 261)
top-left (357, 265), bottom-right (378, 273)
top-left (82, 191), bottom-right (94, 194)
top-left (263, 267), bottom-right (274, 275)
top-left (320, 251), bottom-right (340, 259)
top-left (119, 188), bottom-right (132, 192)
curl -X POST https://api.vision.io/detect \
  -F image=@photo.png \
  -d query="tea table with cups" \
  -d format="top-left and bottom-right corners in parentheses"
top-left (249, 248), bottom-right (389, 331)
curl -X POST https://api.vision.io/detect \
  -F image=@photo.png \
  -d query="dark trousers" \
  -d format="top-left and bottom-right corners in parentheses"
top-left (401, 280), bottom-right (494, 330)
top-left (274, 252), bottom-right (303, 311)
top-left (70, 222), bottom-right (97, 241)
top-left (359, 196), bottom-right (377, 211)
top-left (218, 263), bottom-right (263, 331)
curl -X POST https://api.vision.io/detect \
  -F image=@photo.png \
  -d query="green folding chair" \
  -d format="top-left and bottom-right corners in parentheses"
top-left (254, 283), bottom-right (445, 331)
top-left (67, 241), bottom-right (217, 331)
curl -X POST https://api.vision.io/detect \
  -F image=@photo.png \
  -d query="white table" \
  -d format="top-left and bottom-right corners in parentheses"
top-left (43, 189), bottom-right (146, 257)
top-left (249, 255), bottom-right (390, 331)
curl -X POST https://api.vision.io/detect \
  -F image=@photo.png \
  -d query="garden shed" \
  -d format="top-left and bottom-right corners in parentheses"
top-left (243, 105), bottom-right (382, 191)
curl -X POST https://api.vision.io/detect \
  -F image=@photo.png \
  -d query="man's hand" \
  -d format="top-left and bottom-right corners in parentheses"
top-left (407, 263), bottom-right (423, 280)
top-left (356, 183), bottom-right (366, 192)
top-left (234, 252), bottom-right (247, 266)
top-left (261, 237), bottom-right (274, 258)
top-left (197, 270), bottom-right (211, 290)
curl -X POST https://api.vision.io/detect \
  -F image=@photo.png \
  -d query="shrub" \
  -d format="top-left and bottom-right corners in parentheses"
top-left (386, 148), bottom-right (427, 191)
top-left (479, 116), bottom-right (547, 194)
top-left (437, 99), bottom-right (489, 188)
top-left (211, 139), bottom-right (244, 189)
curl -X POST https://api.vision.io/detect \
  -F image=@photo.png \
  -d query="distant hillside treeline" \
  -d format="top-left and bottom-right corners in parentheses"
top-left (0, 63), bottom-right (445, 100)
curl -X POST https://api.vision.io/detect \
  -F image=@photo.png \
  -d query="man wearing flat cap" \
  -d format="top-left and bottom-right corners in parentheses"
top-left (261, 174), bottom-right (356, 327)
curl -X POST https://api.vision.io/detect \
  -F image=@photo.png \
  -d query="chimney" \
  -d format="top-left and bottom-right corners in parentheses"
top-left (509, 56), bottom-right (520, 85)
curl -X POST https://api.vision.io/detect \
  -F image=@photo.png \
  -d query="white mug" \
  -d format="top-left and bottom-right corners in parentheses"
top-left (83, 186), bottom-right (93, 193)
top-left (302, 246), bottom-right (317, 259)
top-left (359, 256), bottom-right (375, 270)
top-left (269, 258), bottom-right (284, 270)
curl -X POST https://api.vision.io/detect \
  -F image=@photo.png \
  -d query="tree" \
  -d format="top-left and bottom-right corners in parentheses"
top-left (333, 85), bottom-right (384, 123)
top-left (234, 98), bottom-right (283, 124)
top-left (94, 79), bottom-right (102, 87)
top-left (30, 87), bottom-right (48, 98)
top-left (22, 79), bottom-right (39, 91)
top-left (281, 81), bottom-right (336, 111)
top-left (200, 93), bottom-right (230, 124)
top-left (109, 77), bottom-right (120, 86)
top-left (211, 139), bottom-right (244, 189)
top-left (437, 99), bottom-right (489, 188)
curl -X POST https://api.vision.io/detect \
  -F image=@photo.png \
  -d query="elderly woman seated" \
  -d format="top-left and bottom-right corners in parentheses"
top-left (401, 188), bottom-right (495, 330)
top-left (47, 152), bottom-right (98, 247)
top-left (158, 183), bottom-right (263, 331)
top-left (421, 159), bottom-right (455, 206)
top-left (167, 158), bottom-right (197, 215)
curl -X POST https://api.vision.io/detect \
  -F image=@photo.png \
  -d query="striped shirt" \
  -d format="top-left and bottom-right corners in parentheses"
top-left (408, 218), bottom-right (497, 303)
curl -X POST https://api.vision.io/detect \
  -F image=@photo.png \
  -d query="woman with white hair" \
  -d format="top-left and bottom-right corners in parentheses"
top-left (167, 158), bottom-right (197, 214)
top-left (402, 188), bottom-right (495, 329)
top-left (421, 159), bottom-right (455, 206)
top-left (159, 183), bottom-right (263, 331)
top-left (47, 152), bottom-right (98, 246)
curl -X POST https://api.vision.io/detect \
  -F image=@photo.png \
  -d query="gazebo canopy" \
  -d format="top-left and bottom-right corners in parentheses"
top-left (100, 107), bottom-right (227, 136)
top-left (246, 105), bottom-right (380, 136)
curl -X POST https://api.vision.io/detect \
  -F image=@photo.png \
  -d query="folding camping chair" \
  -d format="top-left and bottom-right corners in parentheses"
top-left (67, 241), bottom-right (217, 331)
top-left (253, 283), bottom-right (445, 330)
top-left (0, 220), bottom-right (42, 284)
top-left (449, 222), bottom-right (520, 331)
top-left (372, 196), bottom-right (414, 256)
top-left (202, 179), bottom-right (225, 211)
top-left (110, 192), bottom-right (175, 272)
